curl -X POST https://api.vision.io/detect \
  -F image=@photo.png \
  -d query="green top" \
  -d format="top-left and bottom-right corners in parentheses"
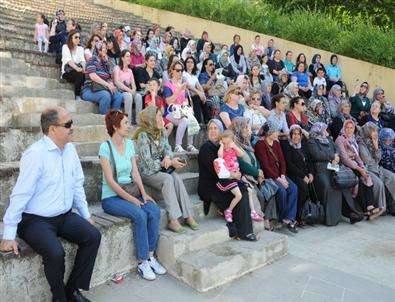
top-left (238, 148), bottom-right (260, 177)
top-left (99, 139), bottom-right (135, 199)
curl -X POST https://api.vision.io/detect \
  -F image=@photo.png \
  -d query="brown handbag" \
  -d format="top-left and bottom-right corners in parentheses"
top-left (106, 141), bottom-right (141, 198)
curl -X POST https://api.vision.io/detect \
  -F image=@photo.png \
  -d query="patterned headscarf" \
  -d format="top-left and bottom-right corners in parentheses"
top-left (288, 124), bottom-right (302, 149)
top-left (379, 128), bottom-right (395, 146)
top-left (340, 119), bottom-right (358, 150)
top-left (284, 82), bottom-right (299, 98)
top-left (133, 105), bottom-right (165, 141)
top-left (328, 84), bottom-right (342, 106)
top-left (219, 49), bottom-right (230, 67)
top-left (310, 122), bottom-right (329, 144)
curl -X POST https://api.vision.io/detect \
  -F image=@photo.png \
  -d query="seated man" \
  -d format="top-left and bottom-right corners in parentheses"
top-left (0, 107), bottom-right (101, 302)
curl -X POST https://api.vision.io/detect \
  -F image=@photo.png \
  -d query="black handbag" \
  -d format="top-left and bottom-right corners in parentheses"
top-left (332, 164), bottom-right (358, 189)
top-left (301, 183), bottom-right (325, 225)
top-left (64, 63), bottom-right (82, 74)
top-left (106, 141), bottom-right (141, 198)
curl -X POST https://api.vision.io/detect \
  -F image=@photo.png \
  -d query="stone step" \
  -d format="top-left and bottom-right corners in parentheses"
top-left (168, 230), bottom-right (288, 292)
top-left (0, 84), bottom-right (75, 100)
top-left (0, 47), bottom-right (59, 68)
top-left (0, 195), bottom-right (280, 301)
top-left (0, 53), bottom-right (61, 78)
top-left (0, 157), bottom-right (199, 218)
top-left (0, 73), bottom-right (73, 90)
top-left (13, 112), bottom-right (105, 128)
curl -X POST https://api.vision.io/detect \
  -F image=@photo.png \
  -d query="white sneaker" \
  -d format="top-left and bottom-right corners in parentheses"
top-left (137, 260), bottom-right (156, 281)
top-left (174, 145), bottom-right (186, 153)
top-left (186, 145), bottom-right (198, 152)
top-left (149, 256), bottom-right (167, 275)
top-left (75, 96), bottom-right (82, 101)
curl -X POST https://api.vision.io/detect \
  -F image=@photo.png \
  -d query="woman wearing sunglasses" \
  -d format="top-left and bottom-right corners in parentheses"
top-left (61, 29), bottom-right (85, 100)
top-left (286, 97), bottom-right (310, 139)
top-left (219, 86), bottom-right (246, 129)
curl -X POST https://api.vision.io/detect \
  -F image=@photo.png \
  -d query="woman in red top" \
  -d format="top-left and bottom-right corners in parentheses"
top-left (286, 96), bottom-right (310, 139)
top-left (255, 121), bottom-right (298, 233)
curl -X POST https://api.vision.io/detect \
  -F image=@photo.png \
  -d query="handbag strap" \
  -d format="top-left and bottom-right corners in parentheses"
top-left (309, 182), bottom-right (319, 201)
top-left (106, 140), bottom-right (119, 183)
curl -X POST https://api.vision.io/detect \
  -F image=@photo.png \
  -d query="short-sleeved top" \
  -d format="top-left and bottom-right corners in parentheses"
top-left (243, 108), bottom-right (267, 132)
top-left (84, 56), bottom-right (111, 86)
top-left (113, 65), bottom-right (134, 86)
top-left (292, 71), bottom-right (309, 88)
top-left (182, 71), bottom-right (199, 89)
top-left (313, 77), bottom-right (327, 87)
top-left (35, 23), bottom-right (48, 37)
top-left (220, 103), bottom-right (245, 123)
top-left (198, 72), bottom-right (210, 85)
top-left (98, 139), bottom-right (135, 200)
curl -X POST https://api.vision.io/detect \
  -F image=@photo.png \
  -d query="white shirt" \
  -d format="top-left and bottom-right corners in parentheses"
top-left (61, 44), bottom-right (86, 75)
top-left (2, 136), bottom-right (90, 240)
top-left (244, 108), bottom-right (267, 133)
top-left (182, 71), bottom-right (199, 89)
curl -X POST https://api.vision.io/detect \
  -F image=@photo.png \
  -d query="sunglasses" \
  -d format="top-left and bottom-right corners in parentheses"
top-left (299, 102), bottom-right (305, 106)
top-left (56, 120), bottom-right (73, 129)
top-left (73, 36), bottom-right (81, 39)
top-left (208, 63), bottom-right (214, 66)
top-left (251, 97), bottom-right (261, 101)
top-left (174, 68), bottom-right (183, 72)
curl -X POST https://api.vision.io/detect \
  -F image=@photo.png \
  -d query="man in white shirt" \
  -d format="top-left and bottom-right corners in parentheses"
top-left (0, 107), bottom-right (101, 302)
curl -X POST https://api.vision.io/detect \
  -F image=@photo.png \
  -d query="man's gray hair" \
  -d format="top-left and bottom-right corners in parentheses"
top-left (41, 108), bottom-right (60, 134)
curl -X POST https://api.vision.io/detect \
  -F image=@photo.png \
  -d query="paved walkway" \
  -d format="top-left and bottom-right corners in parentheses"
top-left (86, 216), bottom-right (395, 302)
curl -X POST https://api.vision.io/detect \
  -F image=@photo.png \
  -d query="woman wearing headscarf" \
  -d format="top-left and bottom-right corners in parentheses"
top-left (255, 121), bottom-right (298, 233)
top-left (181, 39), bottom-right (198, 62)
top-left (358, 122), bottom-right (395, 215)
top-left (134, 106), bottom-right (199, 234)
top-left (198, 119), bottom-right (257, 241)
top-left (307, 122), bottom-right (363, 226)
top-left (271, 70), bottom-right (289, 96)
top-left (328, 84), bottom-right (343, 118)
top-left (281, 124), bottom-right (314, 225)
top-left (247, 48), bottom-right (261, 73)
top-left (261, 80), bottom-right (273, 110)
top-left (283, 81), bottom-right (299, 111)
top-left (308, 54), bottom-right (326, 80)
top-left (306, 98), bottom-right (330, 129)
top-left (230, 117), bottom-right (278, 225)
top-left (330, 100), bottom-right (356, 141)
top-left (229, 45), bottom-right (247, 75)
top-left (379, 128), bottom-right (395, 174)
top-left (308, 84), bottom-right (331, 124)
top-left (130, 40), bottom-right (145, 69)
top-left (359, 100), bottom-right (386, 130)
top-left (335, 120), bottom-right (380, 219)
top-left (372, 87), bottom-right (395, 130)
top-left (216, 49), bottom-right (237, 83)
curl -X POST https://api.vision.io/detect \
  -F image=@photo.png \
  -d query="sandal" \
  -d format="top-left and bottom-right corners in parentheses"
top-left (224, 209), bottom-right (233, 222)
top-left (251, 210), bottom-right (264, 222)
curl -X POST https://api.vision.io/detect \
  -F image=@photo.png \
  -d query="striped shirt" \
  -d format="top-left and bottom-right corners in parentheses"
top-left (84, 55), bottom-right (111, 86)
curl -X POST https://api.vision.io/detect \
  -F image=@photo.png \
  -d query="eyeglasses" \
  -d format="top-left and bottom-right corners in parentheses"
top-left (56, 120), bottom-right (73, 129)
top-left (299, 102), bottom-right (305, 106)
top-left (208, 63), bottom-right (214, 66)
top-left (251, 97), bottom-right (260, 101)
top-left (73, 36), bottom-right (81, 39)
top-left (174, 69), bottom-right (183, 72)
top-left (361, 84), bottom-right (368, 88)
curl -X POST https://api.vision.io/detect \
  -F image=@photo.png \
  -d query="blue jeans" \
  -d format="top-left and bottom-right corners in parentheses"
top-left (102, 196), bottom-right (160, 260)
top-left (81, 87), bottom-right (123, 115)
top-left (274, 176), bottom-right (298, 221)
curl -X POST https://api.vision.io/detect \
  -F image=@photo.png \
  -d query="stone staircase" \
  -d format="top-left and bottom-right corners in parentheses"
top-left (0, 0), bottom-right (288, 300)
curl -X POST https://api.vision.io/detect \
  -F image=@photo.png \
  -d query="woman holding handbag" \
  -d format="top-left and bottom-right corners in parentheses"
top-left (335, 120), bottom-right (381, 219)
top-left (99, 109), bottom-right (166, 281)
top-left (307, 122), bottom-right (363, 226)
top-left (163, 61), bottom-right (198, 153)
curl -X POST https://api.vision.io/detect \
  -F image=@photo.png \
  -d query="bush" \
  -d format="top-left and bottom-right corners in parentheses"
top-left (126, 0), bottom-right (395, 69)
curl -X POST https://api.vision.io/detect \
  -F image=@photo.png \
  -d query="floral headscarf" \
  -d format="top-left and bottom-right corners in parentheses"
top-left (133, 105), bottom-right (165, 141)
top-left (341, 119), bottom-right (358, 150)
top-left (358, 122), bottom-right (381, 161)
top-left (230, 117), bottom-right (253, 152)
top-left (328, 84), bottom-right (342, 105)
top-left (284, 82), bottom-right (299, 98)
top-left (379, 128), bottom-right (395, 146)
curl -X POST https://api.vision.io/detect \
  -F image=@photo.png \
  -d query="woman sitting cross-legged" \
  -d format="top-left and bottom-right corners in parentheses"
top-left (99, 109), bottom-right (166, 281)
top-left (134, 106), bottom-right (199, 234)
top-left (255, 121), bottom-right (299, 233)
top-left (198, 119), bottom-right (257, 241)
top-left (335, 120), bottom-right (381, 220)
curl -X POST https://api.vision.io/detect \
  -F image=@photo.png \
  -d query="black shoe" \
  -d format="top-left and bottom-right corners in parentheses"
top-left (287, 222), bottom-right (298, 234)
top-left (67, 290), bottom-right (91, 302)
top-left (349, 213), bottom-right (363, 224)
top-left (242, 233), bottom-right (258, 241)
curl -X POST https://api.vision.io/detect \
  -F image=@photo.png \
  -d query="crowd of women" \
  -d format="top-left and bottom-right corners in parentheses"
top-left (49, 14), bottom-right (395, 280)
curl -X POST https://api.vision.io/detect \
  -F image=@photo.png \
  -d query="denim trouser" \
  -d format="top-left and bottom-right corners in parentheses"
top-left (274, 176), bottom-right (298, 221)
top-left (81, 87), bottom-right (123, 115)
top-left (102, 196), bottom-right (160, 260)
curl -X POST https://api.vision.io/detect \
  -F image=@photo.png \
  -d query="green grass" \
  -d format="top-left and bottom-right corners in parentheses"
top-left (126, 0), bottom-right (395, 69)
